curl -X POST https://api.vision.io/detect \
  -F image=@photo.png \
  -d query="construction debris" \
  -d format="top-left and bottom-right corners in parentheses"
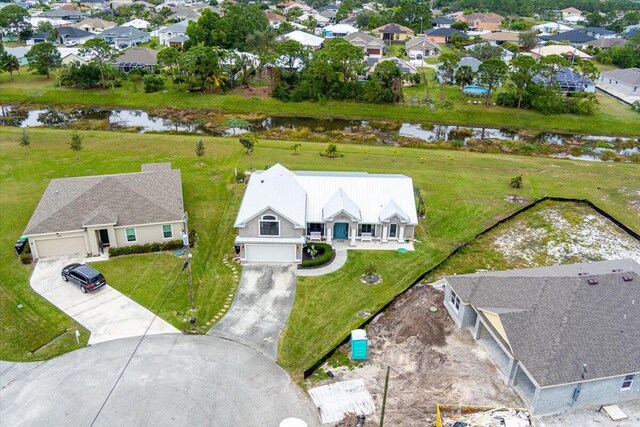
top-left (308, 379), bottom-right (375, 424)
top-left (438, 405), bottom-right (533, 427)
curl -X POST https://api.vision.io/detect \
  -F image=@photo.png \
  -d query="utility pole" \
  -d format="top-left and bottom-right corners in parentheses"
top-left (182, 231), bottom-right (195, 310)
top-left (379, 366), bottom-right (390, 427)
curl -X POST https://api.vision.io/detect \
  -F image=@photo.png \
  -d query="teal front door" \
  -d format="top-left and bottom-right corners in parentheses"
top-left (334, 223), bottom-right (349, 240)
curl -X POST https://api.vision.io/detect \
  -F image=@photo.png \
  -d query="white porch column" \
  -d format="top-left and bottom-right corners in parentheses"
top-left (381, 225), bottom-right (388, 243)
top-left (398, 225), bottom-right (405, 242)
top-left (350, 228), bottom-right (357, 246)
top-left (326, 227), bottom-right (332, 244)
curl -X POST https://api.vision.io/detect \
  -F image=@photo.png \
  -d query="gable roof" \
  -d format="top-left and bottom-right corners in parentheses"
top-left (373, 23), bottom-right (414, 35)
top-left (432, 17), bottom-right (454, 25)
top-left (531, 44), bottom-right (592, 59)
top-left (24, 164), bottom-right (184, 235)
top-left (461, 12), bottom-right (504, 24)
top-left (324, 23), bottom-right (358, 34)
top-left (159, 20), bottom-right (190, 34)
top-left (425, 27), bottom-right (467, 38)
top-left (601, 68), bottom-right (640, 86)
top-left (98, 25), bottom-right (148, 39)
top-left (479, 31), bottom-right (520, 42)
top-left (446, 259), bottom-right (640, 388)
top-left (234, 164), bottom-right (307, 228)
top-left (542, 29), bottom-right (596, 43)
top-left (73, 18), bottom-right (116, 30)
top-left (406, 36), bottom-right (440, 51)
top-left (323, 189), bottom-right (361, 221)
top-left (344, 31), bottom-right (385, 48)
top-left (379, 200), bottom-right (410, 222)
top-left (281, 30), bottom-right (324, 47)
top-left (58, 27), bottom-right (94, 39)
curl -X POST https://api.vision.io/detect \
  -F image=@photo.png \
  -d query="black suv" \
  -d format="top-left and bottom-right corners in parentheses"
top-left (61, 264), bottom-right (107, 293)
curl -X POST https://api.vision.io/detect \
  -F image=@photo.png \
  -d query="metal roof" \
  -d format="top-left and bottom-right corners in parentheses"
top-left (281, 30), bottom-right (324, 47)
top-left (446, 259), bottom-right (640, 388)
top-left (234, 164), bottom-right (418, 228)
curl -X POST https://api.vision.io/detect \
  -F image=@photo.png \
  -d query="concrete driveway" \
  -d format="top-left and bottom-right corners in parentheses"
top-left (0, 334), bottom-right (320, 426)
top-left (210, 264), bottom-right (297, 360)
top-left (31, 257), bottom-right (178, 345)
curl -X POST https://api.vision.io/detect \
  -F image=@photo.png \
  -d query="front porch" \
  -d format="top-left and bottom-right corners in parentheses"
top-left (330, 240), bottom-right (415, 252)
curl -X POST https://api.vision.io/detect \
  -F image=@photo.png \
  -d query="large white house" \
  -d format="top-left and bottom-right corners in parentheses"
top-left (233, 164), bottom-right (419, 263)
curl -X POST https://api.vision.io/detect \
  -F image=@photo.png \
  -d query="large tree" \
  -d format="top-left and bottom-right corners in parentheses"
top-left (0, 4), bottom-right (31, 40)
top-left (79, 38), bottom-right (118, 88)
top-left (176, 45), bottom-right (224, 92)
top-left (477, 58), bottom-right (508, 106)
top-left (25, 42), bottom-right (62, 78)
top-left (466, 41), bottom-right (506, 61)
top-left (362, 60), bottom-right (404, 103)
top-left (438, 51), bottom-right (459, 102)
top-left (509, 55), bottom-right (537, 109)
top-left (0, 51), bottom-right (20, 79)
top-left (392, 0), bottom-right (431, 33)
top-left (518, 30), bottom-right (538, 51)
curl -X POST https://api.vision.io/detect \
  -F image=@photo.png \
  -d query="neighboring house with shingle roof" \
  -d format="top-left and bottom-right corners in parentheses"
top-left (457, 12), bottom-right (504, 32)
top-left (372, 23), bottom-right (415, 44)
top-left (598, 68), bottom-right (640, 100)
top-left (405, 36), bottom-right (440, 59)
top-left (24, 163), bottom-right (185, 259)
top-left (114, 47), bottom-right (158, 72)
top-left (345, 31), bottom-right (386, 61)
top-left (158, 20), bottom-right (190, 46)
top-left (74, 18), bottom-right (116, 33)
top-left (443, 260), bottom-right (640, 415)
top-left (97, 25), bottom-right (150, 48)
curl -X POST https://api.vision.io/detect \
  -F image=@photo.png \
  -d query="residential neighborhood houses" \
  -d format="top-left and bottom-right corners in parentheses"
top-left (0, 0), bottom-right (640, 426)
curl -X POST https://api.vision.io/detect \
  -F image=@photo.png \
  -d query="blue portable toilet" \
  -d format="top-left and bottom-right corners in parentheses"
top-left (351, 329), bottom-right (368, 360)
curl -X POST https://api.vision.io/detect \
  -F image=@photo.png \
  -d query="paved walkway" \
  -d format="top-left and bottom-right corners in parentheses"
top-left (297, 248), bottom-right (348, 277)
top-left (31, 257), bottom-right (178, 345)
top-left (0, 335), bottom-right (320, 426)
top-left (209, 264), bottom-right (297, 360)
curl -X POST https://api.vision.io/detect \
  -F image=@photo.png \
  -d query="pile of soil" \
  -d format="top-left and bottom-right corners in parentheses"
top-left (361, 274), bottom-right (381, 284)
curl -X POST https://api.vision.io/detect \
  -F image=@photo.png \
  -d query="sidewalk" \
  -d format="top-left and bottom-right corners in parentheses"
top-left (297, 248), bottom-right (348, 277)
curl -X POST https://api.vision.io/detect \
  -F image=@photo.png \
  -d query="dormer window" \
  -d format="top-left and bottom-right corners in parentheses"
top-left (259, 215), bottom-right (279, 236)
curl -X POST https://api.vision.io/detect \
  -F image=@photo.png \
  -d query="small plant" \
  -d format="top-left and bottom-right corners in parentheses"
top-left (143, 75), bottom-right (165, 93)
top-left (365, 262), bottom-right (377, 276)
top-left (290, 143), bottom-right (301, 155)
top-left (19, 130), bottom-right (31, 148)
top-left (69, 132), bottom-right (83, 160)
top-left (631, 101), bottom-right (640, 113)
top-left (239, 134), bottom-right (257, 154)
top-left (510, 175), bottom-right (523, 189)
top-left (195, 139), bottom-right (205, 158)
top-left (320, 143), bottom-right (342, 158)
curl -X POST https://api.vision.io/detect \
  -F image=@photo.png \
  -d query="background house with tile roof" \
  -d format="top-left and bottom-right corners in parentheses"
top-left (443, 260), bottom-right (640, 415)
top-left (24, 163), bottom-right (185, 259)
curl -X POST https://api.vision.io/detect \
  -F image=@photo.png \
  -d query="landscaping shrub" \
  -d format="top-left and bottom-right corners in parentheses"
top-left (144, 75), bottom-right (165, 93)
top-left (300, 243), bottom-right (333, 268)
top-left (19, 252), bottom-right (32, 264)
top-left (109, 240), bottom-right (183, 257)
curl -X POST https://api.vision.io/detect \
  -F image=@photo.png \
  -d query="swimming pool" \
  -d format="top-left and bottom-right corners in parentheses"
top-left (462, 85), bottom-right (489, 96)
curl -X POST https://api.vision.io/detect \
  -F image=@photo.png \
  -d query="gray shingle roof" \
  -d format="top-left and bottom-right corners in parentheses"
top-left (446, 260), bottom-right (640, 388)
top-left (601, 68), bottom-right (640, 86)
top-left (24, 164), bottom-right (184, 235)
top-left (115, 48), bottom-right (158, 66)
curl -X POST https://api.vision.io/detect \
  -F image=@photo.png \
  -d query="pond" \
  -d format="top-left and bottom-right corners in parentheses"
top-left (1, 105), bottom-right (637, 161)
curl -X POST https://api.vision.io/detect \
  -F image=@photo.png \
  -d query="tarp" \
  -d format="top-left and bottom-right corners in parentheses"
top-left (308, 379), bottom-right (375, 424)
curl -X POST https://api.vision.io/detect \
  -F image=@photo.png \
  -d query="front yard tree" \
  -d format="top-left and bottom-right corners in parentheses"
top-left (0, 5), bottom-right (31, 40)
top-left (1, 52), bottom-right (20, 80)
top-left (195, 139), bottom-right (205, 158)
top-left (239, 134), bottom-right (256, 155)
top-left (157, 46), bottom-right (180, 75)
top-left (69, 132), bottom-right (83, 160)
top-left (25, 42), bottom-right (61, 78)
top-left (518, 31), bottom-right (538, 51)
top-left (80, 39), bottom-right (118, 88)
top-left (576, 59), bottom-right (600, 92)
top-left (363, 60), bottom-right (404, 103)
top-left (477, 58), bottom-right (508, 106)
top-left (438, 52), bottom-right (459, 102)
top-left (19, 130), bottom-right (31, 148)
top-left (510, 55), bottom-right (537, 109)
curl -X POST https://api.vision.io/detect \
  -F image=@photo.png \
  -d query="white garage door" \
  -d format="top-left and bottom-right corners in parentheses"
top-left (245, 244), bottom-right (296, 263)
top-left (34, 236), bottom-right (88, 258)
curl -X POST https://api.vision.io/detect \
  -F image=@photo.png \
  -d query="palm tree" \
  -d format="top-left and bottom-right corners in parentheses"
top-left (454, 65), bottom-right (475, 87)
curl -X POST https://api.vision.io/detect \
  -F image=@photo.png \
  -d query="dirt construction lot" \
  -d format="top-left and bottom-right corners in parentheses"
top-left (323, 284), bottom-right (522, 426)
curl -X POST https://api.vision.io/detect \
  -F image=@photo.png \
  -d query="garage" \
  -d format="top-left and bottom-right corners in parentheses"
top-left (245, 244), bottom-right (296, 263)
top-left (34, 235), bottom-right (88, 258)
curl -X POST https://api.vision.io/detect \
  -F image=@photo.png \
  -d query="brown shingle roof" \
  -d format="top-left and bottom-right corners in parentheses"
top-left (24, 164), bottom-right (184, 235)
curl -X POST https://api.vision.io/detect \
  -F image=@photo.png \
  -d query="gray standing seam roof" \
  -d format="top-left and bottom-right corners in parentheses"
top-left (446, 260), bottom-right (640, 388)
top-left (24, 164), bottom-right (184, 235)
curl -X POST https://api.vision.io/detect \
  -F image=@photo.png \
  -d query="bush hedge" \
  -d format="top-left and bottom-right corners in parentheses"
top-left (109, 240), bottom-right (183, 257)
top-left (300, 243), bottom-right (334, 268)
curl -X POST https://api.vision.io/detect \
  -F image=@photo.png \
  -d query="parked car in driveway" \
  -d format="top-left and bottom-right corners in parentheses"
top-left (61, 264), bottom-right (107, 293)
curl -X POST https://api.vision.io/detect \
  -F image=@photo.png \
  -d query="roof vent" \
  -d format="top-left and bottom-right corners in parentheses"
top-left (587, 278), bottom-right (599, 285)
top-left (622, 276), bottom-right (634, 282)
top-left (578, 272), bottom-right (588, 276)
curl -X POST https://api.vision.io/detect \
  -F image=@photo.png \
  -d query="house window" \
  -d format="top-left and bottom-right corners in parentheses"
top-left (259, 215), bottom-right (279, 236)
top-left (162, 224), bottom-right (173, 239)
top-left (307, 223), bottom-right (324, 235)
top-left (358, 224), bottom-right (375, 236)
top-left (125, 228), bottom-right (136, 242)
top-left (449, 289), bottom-right (461, 311)
top-left (622, 374), bottom-right (634, 390)
top-left (389, 224), bottom-right (398, 238)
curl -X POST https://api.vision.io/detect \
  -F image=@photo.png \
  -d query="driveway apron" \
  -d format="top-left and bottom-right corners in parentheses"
top-left (30, 257), bottom-right (178, 345)
top-left (209, 264), bottom-right (297, 360)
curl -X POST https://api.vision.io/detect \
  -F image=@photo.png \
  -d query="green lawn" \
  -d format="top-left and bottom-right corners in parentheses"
top-left (1, 127), bottom-right (639, 375)
top-left (2, 72), bottom-right (639, 136)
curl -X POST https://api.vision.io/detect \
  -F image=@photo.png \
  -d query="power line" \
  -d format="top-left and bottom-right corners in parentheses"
top-left (89, 259), bottom-right (184, 427)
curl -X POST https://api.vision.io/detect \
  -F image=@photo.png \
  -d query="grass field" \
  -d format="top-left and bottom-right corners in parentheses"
top-left (0, 127), bottom-right (639, 375)
top-left (1, 72), bottom-right (639, 136)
